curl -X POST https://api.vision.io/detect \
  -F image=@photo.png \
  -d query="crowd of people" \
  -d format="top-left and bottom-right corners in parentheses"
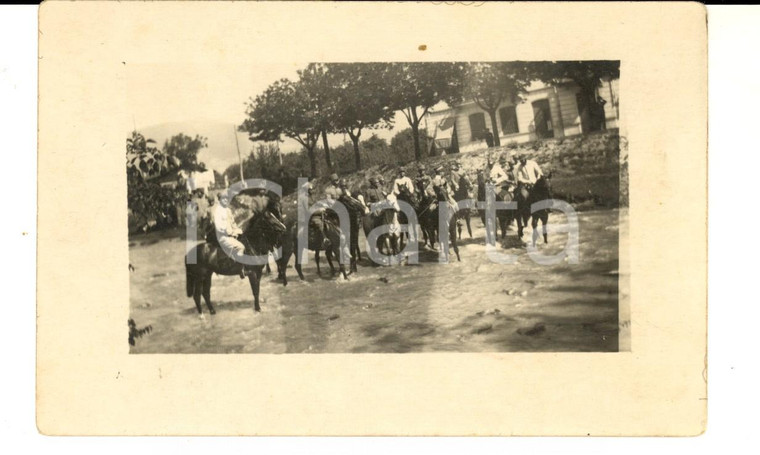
top-left (300, 151), bottom-right (545, 214)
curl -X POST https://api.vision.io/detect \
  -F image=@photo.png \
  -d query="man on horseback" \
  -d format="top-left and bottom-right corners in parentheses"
top-left (415, 165), bottom-right (433, 197)
top-left (392, 168), bottom-right (415, 197)
top-left (214, 191), bottom-right (249, 278)
top-left (364, 177), bottom-right (386, 215)
top-left (376, 175), bottom-right (388, 198)
top-left (432, 166), bottom-right (458, 207)
top-left (513, 152), bottom-right (544, 200)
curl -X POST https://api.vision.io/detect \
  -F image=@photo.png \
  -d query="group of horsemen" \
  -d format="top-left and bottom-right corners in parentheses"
top-left (213, 151), bottom-right (545, 270)
top-left (311, 151), bottom-right (544, 223)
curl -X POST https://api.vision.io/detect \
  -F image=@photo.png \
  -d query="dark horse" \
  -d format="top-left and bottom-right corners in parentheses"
top-left (361, 201), bottom-right (401, 264)
top-left (477, 173), bottom-right (514, 241)
top-left (418, 186), bottom-right (461, 262)
top-left (395, 183), bottom-right (422, 247)
top-left (184, 193), bottom-right (286, 314)
top-left (452, 174), bottom-right (474, 239)
top-left (515, 174), bottom-right (553, 246)
top-left (277, 210), bottom-right (350, 282)
top-left (338, 192), bottom-right (368, 273)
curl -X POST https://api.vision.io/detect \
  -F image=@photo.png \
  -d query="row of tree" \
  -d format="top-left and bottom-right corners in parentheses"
top-left (224, 128), bottom-right (431, 195)
top-left (239, 61), bottom-right (620, 177)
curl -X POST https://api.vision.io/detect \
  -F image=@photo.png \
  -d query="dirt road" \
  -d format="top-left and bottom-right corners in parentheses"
top-left (129, 209), bottom-right (626, 353)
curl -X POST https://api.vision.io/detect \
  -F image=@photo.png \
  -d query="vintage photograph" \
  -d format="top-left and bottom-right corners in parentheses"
top-left (126, 60), bottom-right (627, 354)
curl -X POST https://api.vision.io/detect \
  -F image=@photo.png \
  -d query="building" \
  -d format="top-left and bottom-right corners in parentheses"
top-left (426, 78), bottom-right (620, 154)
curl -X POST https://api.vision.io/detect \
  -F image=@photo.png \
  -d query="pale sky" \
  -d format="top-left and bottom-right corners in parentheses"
top-left (127, 62), bottom-right (420, 171)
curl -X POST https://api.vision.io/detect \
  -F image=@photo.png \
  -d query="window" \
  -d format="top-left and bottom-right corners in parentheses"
top-left (499, 106), bottom-right (519, 135)
top-left (468, 112), bottom-right (486, 141)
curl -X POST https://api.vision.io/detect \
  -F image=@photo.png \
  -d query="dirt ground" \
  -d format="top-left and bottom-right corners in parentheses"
top-left (129, 209), bottom-right (626, 353)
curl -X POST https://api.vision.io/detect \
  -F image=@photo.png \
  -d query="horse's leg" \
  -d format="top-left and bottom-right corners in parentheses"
top-left (451, 222), bottom-right (461, 262)
top-left (542, 212), bottom-right (549, 244)
top-left (517, 211), bottom-right (524, 239)
top-left (315, 249), bottom-right (321, 276)
top-left (325, 248), bottom-right (336, 276)
top-left (466, 212), bottom-right (473, 238)
top-left (202, 272), bottom-right (215, 315)
top-left (294, 255), bottom-right (305, 281)
top-left (192, 273), bottom-right (203, 315)
top-left (248, 267), bottom-right (262, 312)
top-left (531, 215), bottom-right (540, 248)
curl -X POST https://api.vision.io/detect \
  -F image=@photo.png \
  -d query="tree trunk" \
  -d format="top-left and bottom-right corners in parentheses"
top-left (307, 146), bottom-right (317, 179)
top-left (410, 107), bottom-right (421, 160)
top-left (321, 129), bottom-right (333, 170)
top-left (351, 136), bottom-right (361, 170)
top-left (487, 109), bottom-right (501, 147)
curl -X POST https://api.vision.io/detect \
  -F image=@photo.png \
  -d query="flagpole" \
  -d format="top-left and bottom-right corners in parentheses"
top-left (233, 125), bottom-right (244, 186)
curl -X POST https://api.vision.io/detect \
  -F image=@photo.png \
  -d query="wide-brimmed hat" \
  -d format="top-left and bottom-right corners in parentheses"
top-left (330, 173), bottom-right (339, 181)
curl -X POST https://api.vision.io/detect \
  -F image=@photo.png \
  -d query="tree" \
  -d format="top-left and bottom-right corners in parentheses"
top-left (126, 130), bottom-right (177, 179)
top-left (126, 131), bottom-right (184, 231)
top-left (390, 128), bottom-right (431, 165)
top-left (162, 133), bottom-right (208, 172)
top-left (326, 63), bottom-right (395, 170)
top-left (298, 63), bottom-right (338, 171)
top-left (529, 60), bottom-right (620, 133)
top-left (456, 62), bottom-right (531, 147)
top-left (240, 78), bottom-right (321, 178)
top-left (386, 62), bottom-right (465, 161)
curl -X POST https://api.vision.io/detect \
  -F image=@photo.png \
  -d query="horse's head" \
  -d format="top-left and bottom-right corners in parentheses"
top-left (339, 193), bottom-right (365, 215)
top-left (242, 195), bottom-right (287, 248)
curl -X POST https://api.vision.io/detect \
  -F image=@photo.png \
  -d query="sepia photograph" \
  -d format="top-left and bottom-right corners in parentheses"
top-left (126, 61), bottom-right (628, 354)
top-left (37, 1), bottom-right (706, 436)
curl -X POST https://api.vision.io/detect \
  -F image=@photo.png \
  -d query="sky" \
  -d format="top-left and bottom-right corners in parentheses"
top-left (127, 62), bottom-right (423, 172)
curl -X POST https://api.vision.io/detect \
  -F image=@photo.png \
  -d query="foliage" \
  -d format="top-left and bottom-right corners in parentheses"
top-left (126, 130), bottom-right (177, 178)
top-left (385, 62), bottom-right (466, 160)
top-left (528, 60), bottom-right (620, 132)
top-left (126, 131), bottom-right (187, 232)
top-left (128, 319), bottom-right (153, 346)
top-left (162, 133), bottom-right (208, 172)
top-left (323, 63), bottom-right (396, 170)
top-left (240, 78), bottom-right (321, 177)
top-left (456, 62), bottom-right (532, 146)
top-left (390, 128), bottom-right (431, 164)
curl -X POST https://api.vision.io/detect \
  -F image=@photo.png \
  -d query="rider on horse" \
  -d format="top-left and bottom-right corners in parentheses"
top-left (431, 166), bottom-right (458, 208)
top-left (392, 168), bottom-right (415, 197)
top-left (213, 191), bottom-right (250, 278)
top-left (415, 165), bottom-right (433, 198)
top-left (364, 176), bottom-right (386, 216)
top-left (513, 152), bottom-right (544, 197)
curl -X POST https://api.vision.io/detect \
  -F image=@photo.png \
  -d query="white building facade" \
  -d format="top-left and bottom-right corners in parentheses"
top-left (426, 78), bottom-right (620, 154)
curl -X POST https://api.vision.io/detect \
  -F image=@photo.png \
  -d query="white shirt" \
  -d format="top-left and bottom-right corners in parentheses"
top-left (392, 176), bottom-right (415, 195)
top-left (214, 204), bottom-right (241, 238)
top-left (515, 159), bottom-right (543, 185)
top-left (489, 163), bottom-right (510, 186)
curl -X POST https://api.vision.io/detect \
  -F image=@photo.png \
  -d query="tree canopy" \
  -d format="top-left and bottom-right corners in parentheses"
top-left (162, 133), bottom-right (208, 172)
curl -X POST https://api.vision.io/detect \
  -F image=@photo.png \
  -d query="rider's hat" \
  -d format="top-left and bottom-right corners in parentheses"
top-left (330, 173), bottom-right (339, 181)
top-left (368, 176), bottom-right (377, 184)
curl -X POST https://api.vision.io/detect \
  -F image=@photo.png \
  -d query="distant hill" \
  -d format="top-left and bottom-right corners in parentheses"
top-left (136, 120), bottom-right (254, 173)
